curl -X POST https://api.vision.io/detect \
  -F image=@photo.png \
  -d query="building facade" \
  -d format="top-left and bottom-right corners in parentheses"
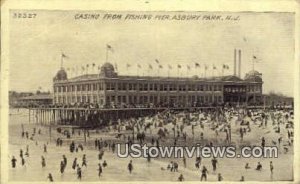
top-left (53, 62), bottom-right (263, 107)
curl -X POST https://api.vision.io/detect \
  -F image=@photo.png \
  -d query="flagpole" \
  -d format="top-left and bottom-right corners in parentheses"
top-left (106, 46), bottom-right (108, 63)
top-left (60, 54), bottom-right (63, 69)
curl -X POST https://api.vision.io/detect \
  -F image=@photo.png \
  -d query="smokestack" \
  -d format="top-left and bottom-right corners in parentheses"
top-left (234, 49), bottom-right (237, 76)
top-left (238, 49), bottom-right (241, 78)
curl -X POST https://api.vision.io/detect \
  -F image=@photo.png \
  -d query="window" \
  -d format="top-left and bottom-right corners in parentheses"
top-left (129, 83), bottom-right (133, 90)
top-left (160, 84), bottom-right (163, 91)
top-left (111, 83), bottom-right (115, 90)
top-left (149, 84), bottom-right (153, 91)
top-left (139, 84), bottom-right (143, 91)
top-left (144, 84), bottom-right (148, 91)
top-left (117, 83), bottom-right (122, 90)
top-left (214, 85), bottom-right (217, 91)
top-left (198, 85), bottom-right (203, 91)
top-left (122, 83), bottom-right (127, 91)
top-left (164, 84), bottom-right (168, 91)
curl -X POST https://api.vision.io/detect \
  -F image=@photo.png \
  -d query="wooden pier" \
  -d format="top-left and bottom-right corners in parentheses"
top-left (28, 106), bottom-right (220, 128)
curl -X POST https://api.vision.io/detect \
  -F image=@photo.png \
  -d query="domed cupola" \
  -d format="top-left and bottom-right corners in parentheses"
top-left (53, 68), bottom-right (68, 81)
top-left (99, 62), bottom-right (117, 78)
top-left (244, 70), bottom-right (262, 82)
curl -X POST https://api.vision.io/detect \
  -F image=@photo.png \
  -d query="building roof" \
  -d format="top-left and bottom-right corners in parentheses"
top-left (55, 73), bottom-right (253, 84)
top-left (53, 63), bottom-right (262, 84)
top-left (20, 94), bottom-right (53, 100)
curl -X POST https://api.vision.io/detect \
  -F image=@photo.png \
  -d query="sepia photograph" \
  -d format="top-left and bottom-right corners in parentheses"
top-left (1, 1), bottom-right (299, 183)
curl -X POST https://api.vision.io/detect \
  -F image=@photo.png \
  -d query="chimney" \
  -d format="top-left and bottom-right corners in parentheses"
top-left (234, 49), bottom-right (237, 76)
top-left (238, 49), bottom-right (241, 78)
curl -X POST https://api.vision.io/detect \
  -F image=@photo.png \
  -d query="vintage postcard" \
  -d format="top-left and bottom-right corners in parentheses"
top-left (1, 0), bottom-right (299, 183)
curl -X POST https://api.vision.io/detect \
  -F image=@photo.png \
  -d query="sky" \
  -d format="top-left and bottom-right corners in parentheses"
top-left (9, 11), bottom-right (295, 97)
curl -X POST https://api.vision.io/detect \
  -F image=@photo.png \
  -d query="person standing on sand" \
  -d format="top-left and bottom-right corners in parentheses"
top-left (47, 173), bottom-right (53, 182)
top-left (72, 158), bottom-right (77, 170)
top-left (63, 155), bottom-right (67, 168)
top-left (77, 165), bottom-right (82, 180)
top-left (43, 144), bottom-right (47, 153)
top-left (178, 174), bottom-right (184, 181)
top-left (98, 163), bottom-right (103, 177)
top-left (128, 160), bottom-right (133, 174)
top-left (41, 156), bottom-right (46, 167)
top-left (60, 160), bottom-right (65, 174)
top-left (200, 166), bottom-right (208, 181)
top-left (211, 157), bottom-right (218, 172)
top-left (270, 161), bottom-right (274, 174)
top-left (21, 156), bottom-right (25, 166)
top-left (218, 173), bottom-right (223, 181)
top-left (183, 156), bottom-right (186, 168)
top-left (82, 154), bottom-right (87, 167)
top-left (11, 156), bottom-right (17, 168)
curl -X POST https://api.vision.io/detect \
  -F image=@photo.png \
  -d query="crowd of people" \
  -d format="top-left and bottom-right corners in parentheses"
top-left (10, 106), bottom-right (294, 182)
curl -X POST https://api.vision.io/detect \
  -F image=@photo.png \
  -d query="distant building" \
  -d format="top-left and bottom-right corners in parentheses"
top-left (9, 91), bottom-right (34, 107)
top-left (53, 62), bottom-right (263, 108)
top-left (17, 93), bottom-right (53, 107)
top-left (263, 93), bottom-right (293, 108)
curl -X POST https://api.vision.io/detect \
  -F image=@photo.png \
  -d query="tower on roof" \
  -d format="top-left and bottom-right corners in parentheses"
top-left (244, 70), bottom-right (262, 82)
top-left (53, 68), bottom-right (67, 81)
top-left (99, 62), bottom-right (118, 78)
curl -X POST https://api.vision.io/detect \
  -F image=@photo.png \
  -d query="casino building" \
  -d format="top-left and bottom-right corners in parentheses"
top-left (53, 61), bottom-right (263, 108)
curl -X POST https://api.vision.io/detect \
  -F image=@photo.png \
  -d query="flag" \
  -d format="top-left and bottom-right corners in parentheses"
top-left (61, 53), bottom-right (68, 58)
top-left (195, 63), bottom-right (200, 68)
top-left (223, 64), bottom-right (226, 69)
top-left (149, 64), bottom-right (153, 69)
top-left (92, 63), bottom-right (95, 67)
top-left (187, 65), bottom-right (191, 70)
top-left (177, 64), bottom-right (181, 68)
top-left (137, 64), bottom-right (141, 68)
top-left (205, 65), bottom-right (208, 70)
top-left (213, 65), bottom-right (216, 70)
top-left (253, 55), bottom-right (259, 62)
top-left (159, 65), bottom-right (163, 69)
top-left (86, 64), bottom-right (89, 68)
top-left (168, 64), bottom-right (172, 69)
top-left (107, 44), bottom-right (114, 52)
top-left (155, 59), bottom-right (159, 64)
top-left (126, 64), bottom-right (131, 68)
